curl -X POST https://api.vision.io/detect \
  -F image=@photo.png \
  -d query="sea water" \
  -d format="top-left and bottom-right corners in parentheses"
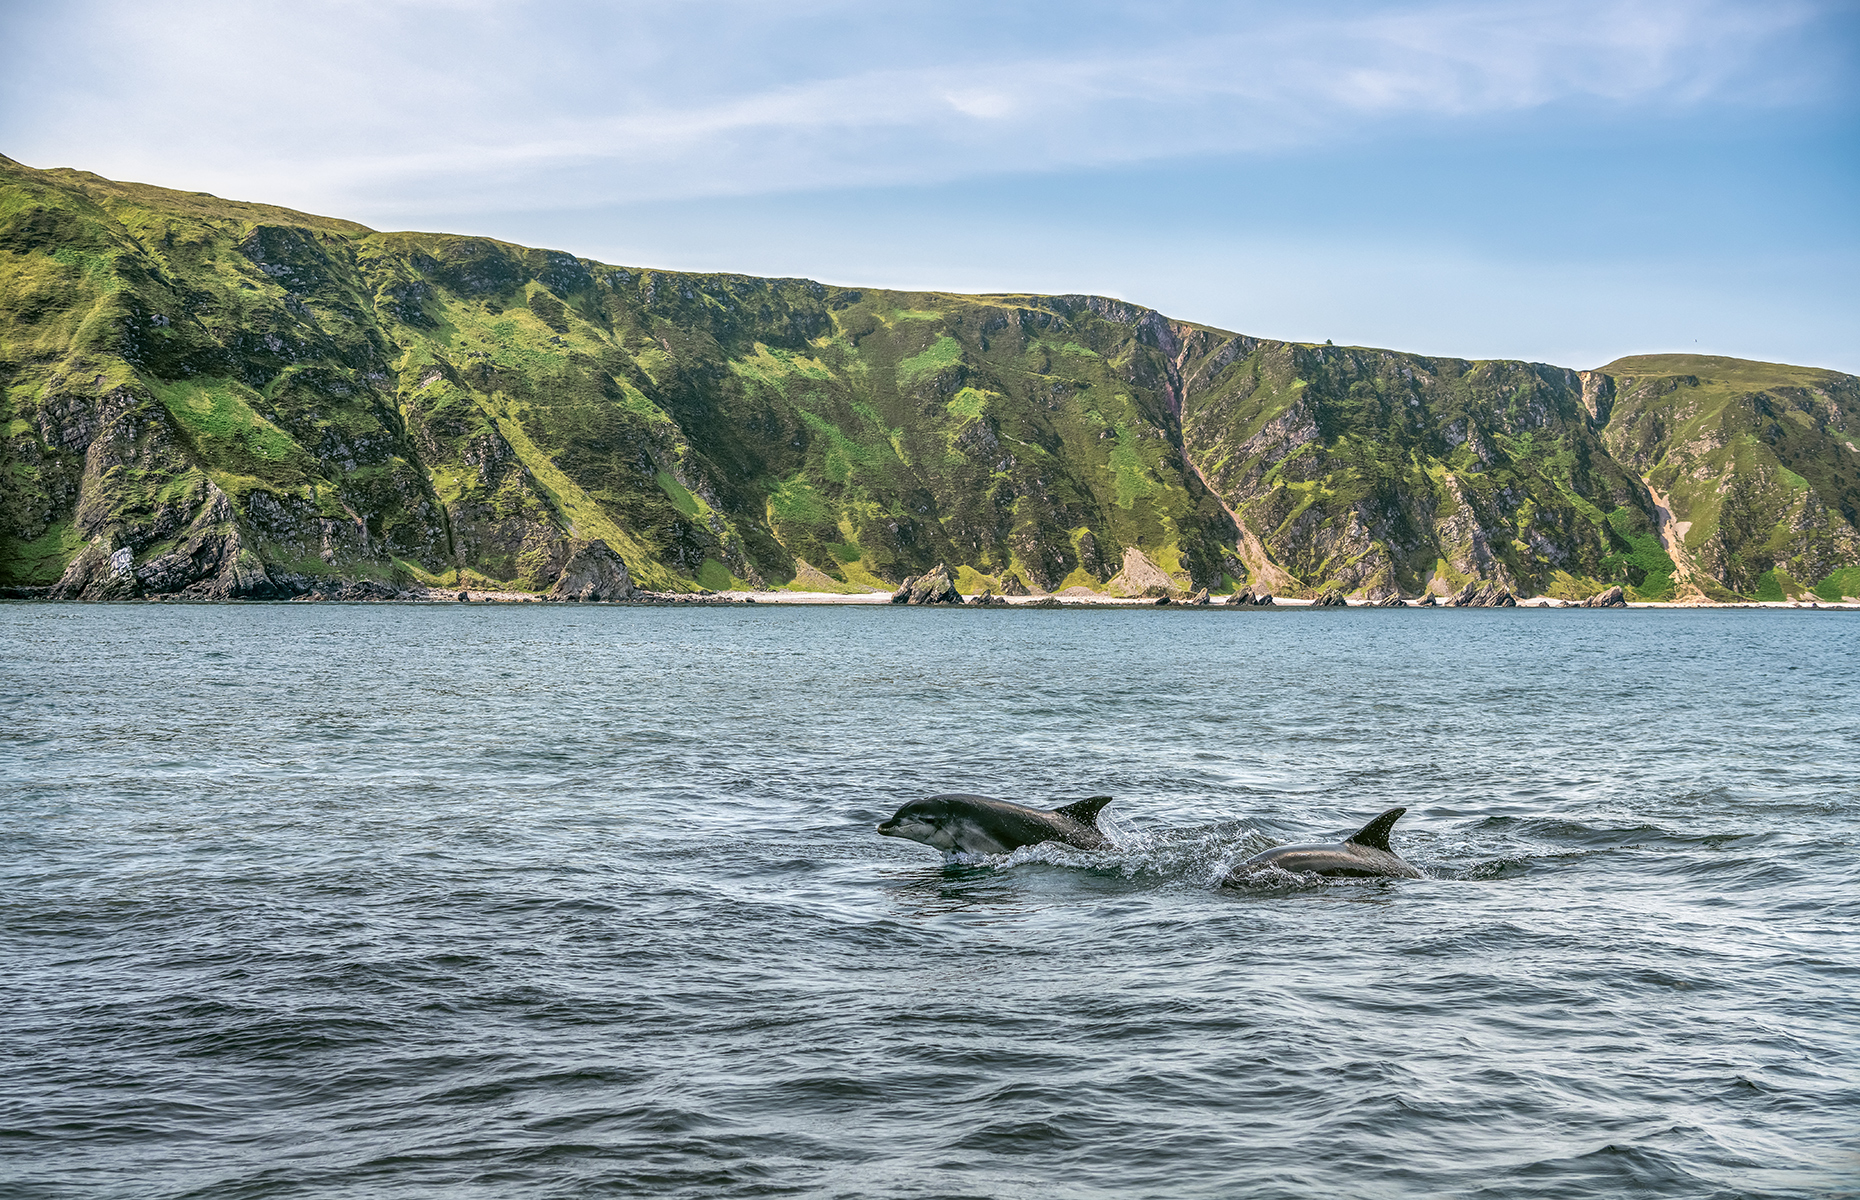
top-left (1, 603), bottom-right (1855, 1198)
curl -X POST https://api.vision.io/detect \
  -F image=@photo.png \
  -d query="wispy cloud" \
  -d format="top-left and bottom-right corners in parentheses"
top-left (0, 0), bottom-right (1844, 213)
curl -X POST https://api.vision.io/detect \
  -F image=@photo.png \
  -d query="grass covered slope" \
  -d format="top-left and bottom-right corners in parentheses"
top-left (4, 155), bottom-right (1858, 601)
top-left (1178, 337), bottom-right (1663, 600)
top-left (1596, 355), bottom-right (1860, 601)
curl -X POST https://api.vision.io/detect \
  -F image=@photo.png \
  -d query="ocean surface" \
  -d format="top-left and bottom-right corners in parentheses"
top-left (2, 602), bottom-right (1856, 1199)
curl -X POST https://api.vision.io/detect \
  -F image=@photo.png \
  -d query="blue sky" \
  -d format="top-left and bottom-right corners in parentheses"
top-left (4, 0), bottom-right (1856, 370)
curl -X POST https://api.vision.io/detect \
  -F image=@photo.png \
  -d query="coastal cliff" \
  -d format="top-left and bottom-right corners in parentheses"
top-left (4, 155), bottom-right (1857, 601)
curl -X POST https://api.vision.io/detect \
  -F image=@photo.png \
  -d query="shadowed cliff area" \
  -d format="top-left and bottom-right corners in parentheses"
top-left (4, 156), bottom-right (1857, 601)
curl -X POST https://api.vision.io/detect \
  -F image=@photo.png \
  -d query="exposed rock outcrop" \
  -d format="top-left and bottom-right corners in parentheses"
top-left (891, 563), bottom-right (962, 605)
top-left (3, 157), bottom-right (1855, 604)
top-left (1105, 548), bottom-right (1179, 598)
top-left (1447, 581), bottom-right (1517, 607)
top-left (547, 539), bottom-right (635, 601)
top-left (1580, 585), bottom-right (1627, 608)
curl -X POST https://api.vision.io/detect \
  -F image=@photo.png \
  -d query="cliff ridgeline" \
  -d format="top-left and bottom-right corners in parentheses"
top-left (4, 155), bottom-right (1857, 602)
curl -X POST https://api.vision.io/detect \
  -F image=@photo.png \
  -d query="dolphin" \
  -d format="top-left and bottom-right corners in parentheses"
top-left (877, 793), bottom-right (1114, 856)
top-left (1222, 807), bottom-right (1423, 883)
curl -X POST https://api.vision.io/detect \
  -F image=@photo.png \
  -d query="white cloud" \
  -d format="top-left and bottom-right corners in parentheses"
top-left (0, 0), bottom-right (1839, 213)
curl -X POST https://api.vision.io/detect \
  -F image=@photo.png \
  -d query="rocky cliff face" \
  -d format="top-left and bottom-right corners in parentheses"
top-left (1596, 355), bottom-right (1860, 601)
top-left (4, 156), bottom-right (1857, 601)
top-left (1176, 338), bottom-right (1656, 600)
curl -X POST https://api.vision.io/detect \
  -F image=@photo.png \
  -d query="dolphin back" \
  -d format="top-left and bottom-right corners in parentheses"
top-left (1052, 795), bottom-right (1113, 827)
top-left (1344, 806), bottom-right (1406, 852)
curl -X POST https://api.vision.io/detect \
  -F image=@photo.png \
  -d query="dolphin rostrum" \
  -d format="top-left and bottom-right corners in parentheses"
top-left (1222, 807), bottom-right (1423, 883)
top-left (877, 793), bottom-right (1114, 856)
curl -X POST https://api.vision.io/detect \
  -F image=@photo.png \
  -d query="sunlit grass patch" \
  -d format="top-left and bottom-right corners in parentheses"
top-left (898, 335), bottom-right (962, 382)
top-left (0, 519), bottom-right (84, 586)
top-left (729, 342), bottom-right (834, 396)
top-left (946, 387), bottom-right (992, 420)
top-left (1811, 566), bottom-right (1860, 601)
top-left (696, 558), bottom-right (735, 590)
top-left (152, 377), bottom-right (305, 472)
top-left (799, 411), bottom-right (895, 485)
top-left (1601, 506), bottom-right (1676, 600)
top-left (766, 477), bottom-right (830, 527)
top-left (1108, 421), bottom-right (1159, 509)
top-left (656, 471), bottom-right (700, 519)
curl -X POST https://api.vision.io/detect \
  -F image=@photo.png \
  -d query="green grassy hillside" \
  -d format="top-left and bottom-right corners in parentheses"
top-left (1595, 355), bottom-right (1860, 600)
top-left (4, 156), bottom-right (1857, 601)
top-left (1178, 339), bottom-right (1660, 600)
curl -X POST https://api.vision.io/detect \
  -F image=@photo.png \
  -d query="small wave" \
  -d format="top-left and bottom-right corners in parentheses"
top-left (937, 818), bottom-right (1274, 887)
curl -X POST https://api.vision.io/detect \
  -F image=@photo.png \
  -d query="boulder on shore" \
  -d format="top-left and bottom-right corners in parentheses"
top-left (1448, 580), bottom-right (1516, 607)
top-left (1187, 588), bottom-right (1210, 606)
top-left (1314, 588), bottom-right (1349, 607)
top-left (890, 563), bottom-right (963, 605)
top-left (1225, 587), bottom-right (1254, 606)
top-left (1106, 548), bottom-right (1179, 599)
top-left (1581, 585), bottom-right (1628, 608)
top-left (548, 539), bottom-right (636, 602)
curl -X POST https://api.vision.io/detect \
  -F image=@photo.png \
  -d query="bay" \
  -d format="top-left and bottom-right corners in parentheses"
top-left (1, 603), bottom-right (1855, 1198)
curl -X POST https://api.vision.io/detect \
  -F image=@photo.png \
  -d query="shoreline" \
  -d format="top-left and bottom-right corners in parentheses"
top-left (3, 588), bottom-right (1851, 609)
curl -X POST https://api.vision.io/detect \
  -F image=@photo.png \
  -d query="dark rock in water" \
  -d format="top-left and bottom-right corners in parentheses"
top-left (548, 539), bottom-right (635, 602)
top-left (1314, 589), bottom-right (1349, 607)
top-left (1226, 587), bottom-right (1254, 606)
top-left (1254, 591), bottom-right (1275, 606)
top-left (969, 589), bottom-right (1007, 607)
top-left (1415, 593), bottom-right (1437, 606)
top-left (1582, 585), bottom-right (1627, 608)
top-left (1154, 595), bottom-right (1172, 606)
top-left (1028, 596), bottom-right (1063, 608)
top-left (1187, 588), bottom-right (1210, 605)
top-left (457, 591), bottom-right (469, 602)
top-left (891, 562), bottom-right (962, 605)
top-left (1376, 595), bottom-right (1409, 607)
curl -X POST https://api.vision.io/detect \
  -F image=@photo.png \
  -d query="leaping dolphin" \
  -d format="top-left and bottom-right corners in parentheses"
top-left (1222, 807), bottom-right (1423, 883)
top-left (877, 793), bottom-right (1114, 856)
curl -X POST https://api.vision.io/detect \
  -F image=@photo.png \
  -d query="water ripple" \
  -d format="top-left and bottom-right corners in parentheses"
top-left (1, 604), bottom-right (1856, 1198)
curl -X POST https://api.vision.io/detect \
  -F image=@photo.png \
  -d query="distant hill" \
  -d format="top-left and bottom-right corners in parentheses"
top-left (3, 155), bottom-right (1856, 601)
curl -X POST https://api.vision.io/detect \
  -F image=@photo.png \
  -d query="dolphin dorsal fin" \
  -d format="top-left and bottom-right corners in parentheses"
top-left (1345, 807), bottom-right (1406, 851)
top-left (1054, 795), bottom-right (1113, 826)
